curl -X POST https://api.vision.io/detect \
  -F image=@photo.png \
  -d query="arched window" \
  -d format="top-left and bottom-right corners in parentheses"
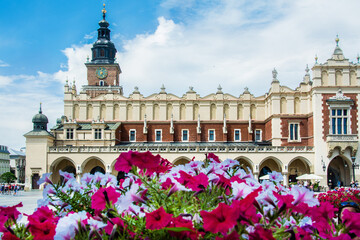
top-left (140, 104), bottom-right (146, 120)
top-left (210, 104), bottom-right (216, 120)
top-left (87, 104), bottom-right (93, 120)
top-left (113, 104), bottom-right (119, 120)
top-left (193, 104), bottom-right (199, 120)
top-left (224, 104), bottom-right (229, 119)
top-left (100, 104), bottom-right (106, 120)
top-left (237, 104), bottom-right (243, 120)
top-left (73, 104), bottom-right (79, 120)
top-left (166, 103), bottom-right (173, 120)
top-left (321, 71), bottom-right (328, 86)
top-left (294, 97), bottom-right (300, 114)
top-left (335, 70), bottom-right (342, 86)
top-left (280, 97), bottom-right (287, 114)
top-left (153, 104), bottom-right (160, 120)
top-left (250, 104), bottom-right (256, 119)
top-left (99, 80), bottom-right (104, 86)
top-left (180, 104), bottom-right (186, 120)
top-left (100, 49), bottom-right (105, 57)
top-left (126, 104), bottom-right (133, 121)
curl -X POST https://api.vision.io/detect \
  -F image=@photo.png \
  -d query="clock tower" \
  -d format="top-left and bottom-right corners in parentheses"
top-left (84, 4), bottom-right (123, 97)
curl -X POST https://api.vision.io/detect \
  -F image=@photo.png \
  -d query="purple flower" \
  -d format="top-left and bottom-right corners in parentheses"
top-left (59, 170), bottom-right (75, 184)
top-left (268, 171), bottom-right (283, 182)
top-left (291, 185), bottom-right (319, 207)
top-left (37, 173), bottom-right (52, 185)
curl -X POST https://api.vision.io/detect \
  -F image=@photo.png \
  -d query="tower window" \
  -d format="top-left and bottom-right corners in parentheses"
top-left (129, 130), bottom-right (136, 142)
top-left (155, 129), bottom-right (162, 142)
top-left (66, 129), bottom-right (74, 139)
top-left (234, 129), bottom-right (241, 141)
top-left (182, 129), bottom-right (189, 142)
top-left (289, 123), bottom-right (300, 141)
top-left (92, 50), bottom-right (96, 59)
top-left (99, 80), bottom-right (104, 86)
top-left (94, 129), bottom-right (102, 139)
top-left (208, 129), bottom-right (215, 142)
top-left (255, 129), bottom-right (262, 142)
top-left (100, 49), bottom-right (105, 57)
top-left (330, 108), bottom-right (349, 135)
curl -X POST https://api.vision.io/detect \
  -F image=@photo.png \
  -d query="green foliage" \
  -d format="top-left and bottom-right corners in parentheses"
top-left (0, 172), bottom-right (17, 184)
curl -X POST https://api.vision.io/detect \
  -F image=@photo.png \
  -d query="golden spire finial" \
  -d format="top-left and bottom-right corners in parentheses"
top-left (335, 34), bottom-right (339, 46)
top-left (102, 3), bottom-right (107, 20)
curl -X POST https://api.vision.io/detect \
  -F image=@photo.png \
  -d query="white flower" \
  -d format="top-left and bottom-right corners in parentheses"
top-left (54, 211), bottom-right (88, 240)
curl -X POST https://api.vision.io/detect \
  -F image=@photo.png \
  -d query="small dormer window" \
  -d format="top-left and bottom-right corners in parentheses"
top-left (99, 80), bottom-right (104, 86)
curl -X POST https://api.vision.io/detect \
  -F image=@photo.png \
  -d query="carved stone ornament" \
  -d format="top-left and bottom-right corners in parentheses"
top-left (329, 89), bottom-right (351, 101)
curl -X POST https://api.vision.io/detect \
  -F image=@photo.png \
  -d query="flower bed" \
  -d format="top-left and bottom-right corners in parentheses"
top-left (1, 151), bottom-right (360, 239)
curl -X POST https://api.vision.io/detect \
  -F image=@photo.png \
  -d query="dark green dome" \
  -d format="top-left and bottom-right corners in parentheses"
top-left (32, 104), bottom-right (48, 131)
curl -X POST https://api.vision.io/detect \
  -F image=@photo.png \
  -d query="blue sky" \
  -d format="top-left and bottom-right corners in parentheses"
top-left (1, 0), bottom-right (360, 150)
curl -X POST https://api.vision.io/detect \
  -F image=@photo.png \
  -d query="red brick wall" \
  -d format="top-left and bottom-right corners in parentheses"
top-left (264, 120), bottom-right (272, 141)
top-left (322, 94), bottom-right (358, 140)
top-left (280, 117), bottom-right (311, 146)
top-left (226, 123), bottom-right (251, 142)
top-left (117, 121), bottom-right (269, 143)
top-left (87, 65), bottom-right (120, 86)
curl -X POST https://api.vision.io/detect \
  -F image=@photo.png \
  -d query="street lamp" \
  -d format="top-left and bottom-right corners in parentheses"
top-left (351, 156), bottom-right (356, 182)
top-left (321, 157), bottom-right (326, 172)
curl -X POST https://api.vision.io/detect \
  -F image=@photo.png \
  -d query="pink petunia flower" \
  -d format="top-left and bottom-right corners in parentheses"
top-left (145, 206), bottom-right (173, 230)
top-left (0, 202), bottom-right (23, 223)
top-left (114, 151), bottom-right (134, 173)
top-left (342, 210), bottom-right (360, 237)
top-left (291, 185), bottom-right (319, 207)
top-left (186, 173), bottom-right (209, 191)
top-left (91, 186), bottom-right (121, 211)
top-left (200, 203), bottom-right (237, 234)
top-left (207, 153), bottom-right (221, 163)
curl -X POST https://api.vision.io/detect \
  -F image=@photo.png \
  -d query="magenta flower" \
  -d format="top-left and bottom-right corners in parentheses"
top-left (91, 186), bottom-right (121, 211)
top-left (186, 173), bottom-right (209, 191)
top-left (342, 210), bottom-right (360, 236)
top-left (104, 217), bottom-right (124, 235)
top-left (207, 153), bottom-right (221, 163)
top-left (249, 225), bottom-right (276, 240)
top-left (200, 203), bottom-right (236, 234)
top-left (0, 202), bottom-right (23, 222)
top-left (145, 206), bottom-right (173, 230)
top-left (114, 151), bottom-right (134, 173)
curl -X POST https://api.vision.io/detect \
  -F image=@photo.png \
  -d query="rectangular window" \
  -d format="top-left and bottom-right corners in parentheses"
top-left (155, 129), bottom-right (162, 142)
top-left (182, 129), bottom-right (189, 142)
top-left (289, 123), bottom-right (300, 141)
top-left (234, 129), bottom-right (241, 141)
top-left (66, 129), bottom-right (74, 139)
top-left (330, 108), bottom-right (349, 135)
top-left (255, 129), bottom-right (262, 142)
top-left (129, 130), bottom-right (136, 142)
top-left (208, 129), bottom-right (215, 141)
top-left (94, 129), bottom-right (102, 139)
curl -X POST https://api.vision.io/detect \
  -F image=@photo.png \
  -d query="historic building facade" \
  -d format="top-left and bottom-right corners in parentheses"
top-left (24, 7), bottom-right (360, 189)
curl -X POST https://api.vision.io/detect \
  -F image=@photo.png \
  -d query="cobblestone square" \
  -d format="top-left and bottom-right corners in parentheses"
top-left (0, 190), bottom-right (42, 215)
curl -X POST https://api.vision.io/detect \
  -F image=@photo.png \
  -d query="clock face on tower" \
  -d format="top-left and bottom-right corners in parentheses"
top-left (96, 67), bottom-right (108, 79)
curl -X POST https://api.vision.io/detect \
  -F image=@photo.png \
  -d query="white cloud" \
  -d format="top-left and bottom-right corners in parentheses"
top-left (53, 44), bottom-right (91, 87)
top-left (0, 60), bottom-right (9, 67)
top-left (116, 0), bottom-right (360, 97)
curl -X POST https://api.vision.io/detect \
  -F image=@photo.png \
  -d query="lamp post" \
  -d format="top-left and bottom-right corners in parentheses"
top-left (351, 156), bottom-right (356, 182)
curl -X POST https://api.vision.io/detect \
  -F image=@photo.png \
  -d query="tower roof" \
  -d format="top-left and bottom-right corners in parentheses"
top-left (90, 4), bottom-right (117, 64)
top-left (31, 103), bottom-right (48, 131)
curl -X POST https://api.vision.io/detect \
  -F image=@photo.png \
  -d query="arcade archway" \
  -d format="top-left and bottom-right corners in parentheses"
top-left (288, 158), bottom-right (311, 184)
top-left (51, 158), bottom-right (76, 184)
top-left (259, 158), bottom-right (282, 180)
top-left (328, 156), bottom-right (351, 189)
top-left (235, 157), bottom-right (253, 173)
top-left (83, 158), bottom-right (106, 175)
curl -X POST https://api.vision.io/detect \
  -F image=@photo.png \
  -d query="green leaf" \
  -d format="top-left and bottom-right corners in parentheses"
top-left (164, 227), bottom-right (193, 232)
